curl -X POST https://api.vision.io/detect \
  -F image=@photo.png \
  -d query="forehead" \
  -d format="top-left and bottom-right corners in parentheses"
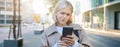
top-left (58, 6), bottom-right (72, 14)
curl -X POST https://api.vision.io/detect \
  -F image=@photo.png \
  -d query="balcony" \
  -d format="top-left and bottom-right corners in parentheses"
top-left (0, 11), bottom-right (13, 15)
top-left (105, 0), bottom-right (120, 3)
top-left (104, 0), bottom-right (120, 7)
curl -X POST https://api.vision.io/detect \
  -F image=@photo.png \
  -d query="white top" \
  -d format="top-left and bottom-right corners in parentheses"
top-left (52, 26), bottom-right (79, 47)
top-left (56, 26), bottom-right (63, 35)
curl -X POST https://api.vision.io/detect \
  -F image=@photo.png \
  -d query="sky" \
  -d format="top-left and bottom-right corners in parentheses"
top-left (21, 0), bottom-right (91, 24)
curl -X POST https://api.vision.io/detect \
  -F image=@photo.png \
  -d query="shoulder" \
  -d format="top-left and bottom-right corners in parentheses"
top-left (42, 24), bottom-right (56, 36)
top-left (44, 24), bottom-right (56, 31)
top-left (70, 24), bottom-right (83, 30)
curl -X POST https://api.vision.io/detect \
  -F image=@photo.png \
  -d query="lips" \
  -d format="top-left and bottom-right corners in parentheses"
top-left (61, 19), bottom-right (66, 22)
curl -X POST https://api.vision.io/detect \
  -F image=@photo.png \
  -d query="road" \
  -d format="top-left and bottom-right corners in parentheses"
top-left (86, 30), bottom-right (120, 47)
top-left (0, 26), bottom-right (120, 47)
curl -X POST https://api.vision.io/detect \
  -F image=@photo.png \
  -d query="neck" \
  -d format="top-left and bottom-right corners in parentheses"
top-left (56, 22), bottom-right (67, 27)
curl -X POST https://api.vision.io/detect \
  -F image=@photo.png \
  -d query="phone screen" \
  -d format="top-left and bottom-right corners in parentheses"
top-left (62, 26), bottom-right (73, 37)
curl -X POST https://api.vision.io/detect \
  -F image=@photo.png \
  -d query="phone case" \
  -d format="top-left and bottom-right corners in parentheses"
top-left (62, 26), bottom-right (73, 37)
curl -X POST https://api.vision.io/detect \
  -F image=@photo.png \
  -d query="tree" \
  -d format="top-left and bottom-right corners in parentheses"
top-left (33, 14), bottom-right (40, 23)
top-left (45, 0), bottom-right (58, 13)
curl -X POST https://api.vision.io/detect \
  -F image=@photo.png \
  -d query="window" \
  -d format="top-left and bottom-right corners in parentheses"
top-left (6, 20), bottom-right (12, 24)
top-left (0, 20), bottom-right (4, 24)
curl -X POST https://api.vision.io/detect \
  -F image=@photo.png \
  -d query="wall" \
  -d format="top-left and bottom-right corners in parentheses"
top-left (107, 3), bottom-right (120, 29)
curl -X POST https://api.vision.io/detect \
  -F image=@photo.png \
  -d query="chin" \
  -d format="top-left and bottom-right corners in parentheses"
top-left (60, 22), bottom-right (66, 25)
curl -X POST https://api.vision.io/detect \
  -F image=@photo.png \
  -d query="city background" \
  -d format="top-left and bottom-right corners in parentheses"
top-left (0, 0), bottom-right (120, 47)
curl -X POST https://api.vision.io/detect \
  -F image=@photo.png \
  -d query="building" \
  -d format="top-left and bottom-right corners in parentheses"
top-left (82, 0), bottom-right (120, 30)
top-left (67, 0), bottom-right (82, 24)
top-left (0, 0), bottom-right (19, 27)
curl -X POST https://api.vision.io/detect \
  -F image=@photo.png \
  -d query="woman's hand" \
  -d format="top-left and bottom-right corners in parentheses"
top-left (62, 35), bottom-right (75, 46)
top-left (58, 40), bottom-right (68, 47)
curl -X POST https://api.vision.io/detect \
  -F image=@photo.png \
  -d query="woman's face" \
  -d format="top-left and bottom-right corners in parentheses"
top-left (56, 7), bottom-right (72, 26)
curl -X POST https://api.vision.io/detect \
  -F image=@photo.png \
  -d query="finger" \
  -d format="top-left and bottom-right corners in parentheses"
top-left (62, 37), bottom-right (75, 45)
top-left (62, 40), bottom-right (74, 45)
top-left (66, 35), bottom-right (72, 37)
top-left (65, 40), bottom-right (74, 45)
top-left (68, 42), bottom-right (74, 45)
top-left (58, 41), bottom-right (68, 46)
top-left (62, 37), bottom-right (74, 41)
top-left (64, 39), bottom-right (74, 43)
top-left (66, 35), bottom-right (74, 39)
top-left (62, 38), bottom-right (74, 43)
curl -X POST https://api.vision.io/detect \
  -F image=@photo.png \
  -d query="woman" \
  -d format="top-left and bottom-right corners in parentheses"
top-left (40, 0), bottom-right (91, 47)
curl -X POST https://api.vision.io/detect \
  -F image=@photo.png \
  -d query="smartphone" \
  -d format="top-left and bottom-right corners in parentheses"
top-left (62, 26), bottom-right (73, 37)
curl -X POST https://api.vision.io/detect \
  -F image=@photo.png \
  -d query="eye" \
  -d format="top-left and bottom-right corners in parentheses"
top-left (66, 13), bottom-right (70, 16)
top-left (61, 12), bottom-right (65, 15)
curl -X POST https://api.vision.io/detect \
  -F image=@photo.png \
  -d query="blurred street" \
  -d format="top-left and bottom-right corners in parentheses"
top-left (0, 0), bottom-right (120, 47)
top-left (86, 30), bottom-right (120, 47)
top-left (0, 26), bottom-right (120, 47)
top-left (0, 25), bottom-right (41, 47)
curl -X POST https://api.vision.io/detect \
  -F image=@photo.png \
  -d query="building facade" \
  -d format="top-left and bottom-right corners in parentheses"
top-left (0, 0), bottom-right (19, 26)
top-left (82, 0), bottom-right (120, 30)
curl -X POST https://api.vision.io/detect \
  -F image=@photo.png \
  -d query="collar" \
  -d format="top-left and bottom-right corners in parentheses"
top-left (46, 23), bottom-right (58, 37)
top-left (46, 23), bottom-right (81, 37)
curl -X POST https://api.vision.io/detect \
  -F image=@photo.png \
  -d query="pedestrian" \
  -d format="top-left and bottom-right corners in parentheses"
top-left (40, 0), bottom-right (91, 47)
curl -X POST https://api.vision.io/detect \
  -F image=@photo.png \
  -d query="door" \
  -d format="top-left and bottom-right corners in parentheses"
top-left (115, 11), bottom-right (120, 30)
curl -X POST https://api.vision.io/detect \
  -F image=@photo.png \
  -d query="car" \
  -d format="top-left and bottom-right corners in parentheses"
top-left (34, 28), bottom-right (43, 35)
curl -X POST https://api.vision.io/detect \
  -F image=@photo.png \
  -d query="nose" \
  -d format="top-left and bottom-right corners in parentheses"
top-left (63, 14), bottom-right (67, 18)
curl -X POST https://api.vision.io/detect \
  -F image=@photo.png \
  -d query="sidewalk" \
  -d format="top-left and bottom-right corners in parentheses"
top-left (84, 28), bottom-right (120, 36)
top-left (0, 26), bottom-right (41, 47)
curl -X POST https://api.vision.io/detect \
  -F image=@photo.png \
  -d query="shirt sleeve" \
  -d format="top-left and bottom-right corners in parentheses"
top-left (71, 40), bottom-right (79, 47)
top-left (52, 42), bottom-right (58, 47)
top-left (53, 41), bottom-right (78, 47)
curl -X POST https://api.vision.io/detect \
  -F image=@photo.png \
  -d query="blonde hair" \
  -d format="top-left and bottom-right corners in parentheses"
top-left (52, 0), bottom-right (73, 25)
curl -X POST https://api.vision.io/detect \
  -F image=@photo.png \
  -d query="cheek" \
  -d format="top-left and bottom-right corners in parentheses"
top-left (56, 13), bottom-right (62, 19)
top-left (56, 15), bottom-right (61, 21)
top-left (66, 16), bottom-right (71, 20)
